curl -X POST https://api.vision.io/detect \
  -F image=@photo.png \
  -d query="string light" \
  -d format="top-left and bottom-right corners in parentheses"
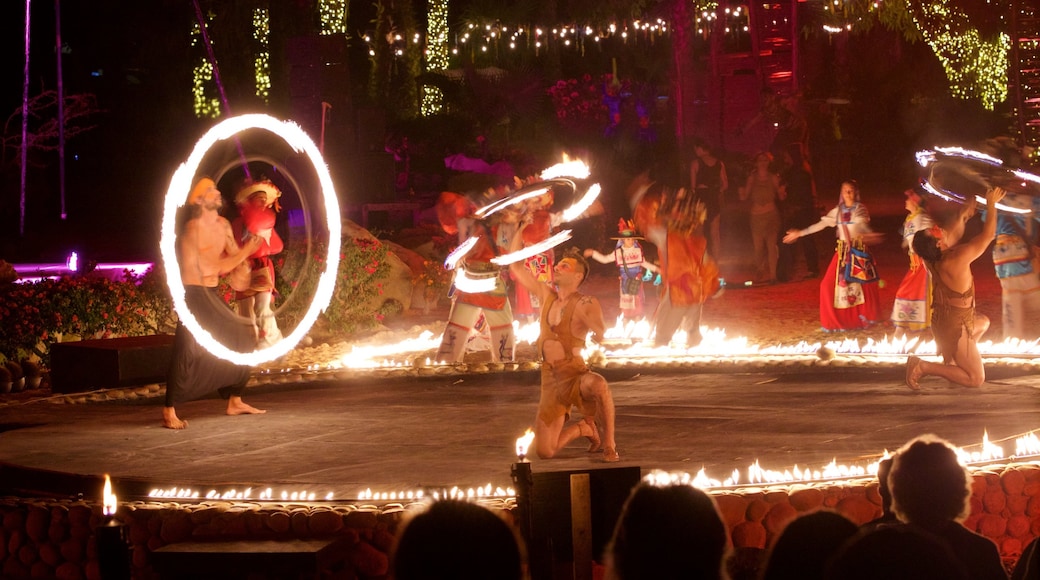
top-left (253, 8), bottom-right (271, 103)
top-left (190, 20), bottom-right (220, 119)
top-left (318, 0), bottom-right (348, 35)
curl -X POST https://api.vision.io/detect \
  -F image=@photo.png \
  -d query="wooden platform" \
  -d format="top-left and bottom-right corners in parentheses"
top-left (49, 334), bottom-right (174, 394)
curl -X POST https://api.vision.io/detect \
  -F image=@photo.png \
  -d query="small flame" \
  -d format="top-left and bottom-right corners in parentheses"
top-left (102, 474), bottom-right (117, 517)
top-left (540, 156), bottom-right (590, 180)
top-left (516, 428), bottom-right (535, 460)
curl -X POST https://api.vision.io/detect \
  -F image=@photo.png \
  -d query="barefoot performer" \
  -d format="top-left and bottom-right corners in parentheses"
top-left (163, 177), bottom-right (266, 429)
top-left (509, 222), bottom-right (619, 462)
top-left (906, 186), bottom-right (1006, 389)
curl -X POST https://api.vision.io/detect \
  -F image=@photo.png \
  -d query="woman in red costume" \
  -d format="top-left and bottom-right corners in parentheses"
top-left (231, 178), bottom-right (284, 348)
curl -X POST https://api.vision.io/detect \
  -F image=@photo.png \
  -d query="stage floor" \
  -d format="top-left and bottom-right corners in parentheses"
top-left (0, 365), bottom-right (1037, 502)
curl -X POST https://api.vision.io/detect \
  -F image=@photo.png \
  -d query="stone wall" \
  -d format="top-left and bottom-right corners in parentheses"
top-left (1, 461), bottom-right (1036, 579)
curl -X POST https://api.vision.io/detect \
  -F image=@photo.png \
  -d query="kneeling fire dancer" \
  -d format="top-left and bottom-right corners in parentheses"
top-left (906, 186), bottom-right (1004, 389)
top-left (509, 222), bottom-right (619, 462)
top-left (163, 177), bottom-right (267, 429)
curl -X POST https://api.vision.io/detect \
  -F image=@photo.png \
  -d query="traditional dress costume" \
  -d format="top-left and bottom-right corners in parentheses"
top-left (799, 196), bottom-right (880, 330)
top-left (988, 194), bottom-right (1040, 340)
top-left (890, 193), bottom-right (934, 333)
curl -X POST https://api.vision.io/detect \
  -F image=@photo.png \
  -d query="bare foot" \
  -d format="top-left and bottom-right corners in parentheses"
top-left (226, 397), bottom-right (266, 416)
top-left (602, 447), bottom-right (620, 462)
top-left (162, 406), bottom-right (188, 429)
top-left (905, 356), bottom-right (923, 390)
top-left (579, 418), bottom-right (601, 452)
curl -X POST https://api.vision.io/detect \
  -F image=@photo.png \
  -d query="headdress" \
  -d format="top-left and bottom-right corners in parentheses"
top-left (187, 177), bottom-right (216, 204)
top-left (611, 218), bottom-right (644, 240)
top-left (235, 178), bottom-right (282, 211)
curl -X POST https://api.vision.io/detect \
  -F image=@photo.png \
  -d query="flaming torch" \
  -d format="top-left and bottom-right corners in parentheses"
top-left (96, 474), bottom-right (131, 579)
top-left (511, 429), bottom-right (536, 543)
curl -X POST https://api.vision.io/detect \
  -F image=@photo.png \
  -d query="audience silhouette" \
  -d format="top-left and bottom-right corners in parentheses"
top-left (888, 434), bottom-right (1008, 580)
top-left (391, 499), bottom-right (525, 580)
top-left (605, 483), bottom-right (730, 580)
top-left (761, 510), bottom-right (858, 580)
top-left (860, 456), bottom-right (898, 531)
top-left (1013, 535), bottom-right (1040, 580)
top-left (825, 524), bottom-right (970, 579)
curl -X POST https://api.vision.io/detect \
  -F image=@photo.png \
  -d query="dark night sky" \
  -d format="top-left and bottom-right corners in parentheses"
top-left (0, 2), bottom-right (1013, 263)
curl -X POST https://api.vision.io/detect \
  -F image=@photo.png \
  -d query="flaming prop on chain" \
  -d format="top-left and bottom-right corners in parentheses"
top-left (160, 114), bottom-right (341, 366)
top-left (443, 156), bottom-right (600, 286)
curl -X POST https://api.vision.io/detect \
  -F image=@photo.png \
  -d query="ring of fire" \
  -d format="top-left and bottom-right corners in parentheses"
top-left (160, 114), bottom-right (342, 366)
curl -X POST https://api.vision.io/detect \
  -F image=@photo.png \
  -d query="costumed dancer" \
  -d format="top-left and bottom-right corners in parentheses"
top-left (511, 192), bottom-right (556, 324)
top-left (434, 191), bottom-right (516, 363)
top-left (508, 223), bottom-right (619, 462)
top-left (906, 187), bottom-right (1005, 389)
top-left (783, 179), bottom-right (880, 331)
top-left (164, 177), bottom-right (265, 429)
top-left (584, 219), bottom-right (657, 320)
top-left (632, 180), bottom-right (720, 348)
top-left (890, 187), bottom-right (934, 335)
top-left (988, 192), bottom-right (1040, 340)
top-left (231, 178), bottom-right (284, 348)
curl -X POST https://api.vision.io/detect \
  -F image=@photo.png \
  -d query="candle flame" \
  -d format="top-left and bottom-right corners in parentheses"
top-left (516, 428), bottom-right (535, 460)
top-left (102, 474), bottom-right (117, 517)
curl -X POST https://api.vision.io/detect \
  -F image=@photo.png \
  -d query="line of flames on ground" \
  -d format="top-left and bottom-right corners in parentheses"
top-left (316, 316), bottom-right (1040, 371)
top-left (142, 431), bottom-right (1040, 505)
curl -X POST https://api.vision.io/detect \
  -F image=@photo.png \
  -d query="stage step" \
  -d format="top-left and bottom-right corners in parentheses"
top-left (150, 538), bottom-right (350, 580)
top-left (49, 335), bottom-right (174, 394)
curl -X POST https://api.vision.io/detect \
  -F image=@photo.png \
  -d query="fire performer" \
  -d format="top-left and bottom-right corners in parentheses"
top-left (509, 222), bottom-right (619, 462)
top-left (511, 191), bottom-right (556, 324)
top-left (906, 186), bottom-right (1005, 389)
top-left (163, 177), bottom-right (266, 429)
top-left (434, 191), bottom-right (516, 363)
top-left (632, 180), bottom-right (720, 348)
top-left (231, 178), bottom-right (284, 348)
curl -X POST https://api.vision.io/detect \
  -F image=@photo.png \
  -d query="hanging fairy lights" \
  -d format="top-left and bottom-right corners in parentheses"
top-left (421, 0), bottom-right (449, 116)
top-left (190, 20), bottom-right (220, 119)
top-left (909, 0), bottom-right (1010, 110)
top-left (318, 0), bottom-right (348, 35)
top-left (253, 8), bottom-right (271, 103)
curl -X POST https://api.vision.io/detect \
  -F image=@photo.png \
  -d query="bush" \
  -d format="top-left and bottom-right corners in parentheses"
top-left (273, 234), bottom-right (395, 336)
top-left (0, 236), bottom-right (403, 366)
top-left (0, 268), bottom-right (176, 366)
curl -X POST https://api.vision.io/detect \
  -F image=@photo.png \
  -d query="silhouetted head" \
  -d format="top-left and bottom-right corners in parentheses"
top-left (762, 510), bottom-right (858, 580)
top-left (606, 483), bottom-right (729, 580)
top-left (391, 499), bottom-right (524, 580)
top-left (889, 434), bottom-right (971, 527)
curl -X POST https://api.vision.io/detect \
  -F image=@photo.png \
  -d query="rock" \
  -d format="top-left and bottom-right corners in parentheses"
top-left (731, 520), bottom-right (767, 549)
